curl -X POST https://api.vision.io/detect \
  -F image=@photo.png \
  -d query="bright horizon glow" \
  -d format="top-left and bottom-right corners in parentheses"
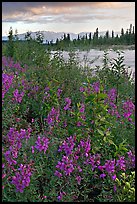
top-left (2, 2), bottom-right (135, 36)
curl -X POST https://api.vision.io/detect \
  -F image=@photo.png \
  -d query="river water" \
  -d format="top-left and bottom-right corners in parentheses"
top-left (50, 49), bottom-right (135, 78)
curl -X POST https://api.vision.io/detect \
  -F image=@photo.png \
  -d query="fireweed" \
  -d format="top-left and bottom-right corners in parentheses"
top-left (64, 97), bottom-right (72, 111)
top-left (2, 73), bottom-right (14, 100)
top-left (13, 89), bottom-right (25, 103)
top-left (11, 163), bottom-right (33, 193)
top-left (2, 56), bottom-right (27, 73)
top-left (2, 55), bottom-right (135, 202)
top-left (54, 135), bottom-right (135, 201)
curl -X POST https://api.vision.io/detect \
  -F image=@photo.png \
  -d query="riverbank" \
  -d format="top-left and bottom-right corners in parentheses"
top-left (93, 44), bottom-right (135, 51)
top-left (45, 44), bottom-right (135, 52)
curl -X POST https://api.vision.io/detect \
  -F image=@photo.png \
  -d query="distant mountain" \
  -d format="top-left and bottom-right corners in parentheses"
top-left (2, 36), bottom-right (8, 41)
top-left (2, 31), bottom-right (120, 43)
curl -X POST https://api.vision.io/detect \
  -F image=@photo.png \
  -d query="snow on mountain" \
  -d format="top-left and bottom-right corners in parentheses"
top-left (2, 36), bottom-right (8, 41)
top-left (2, 31), bottom-right (120, 43)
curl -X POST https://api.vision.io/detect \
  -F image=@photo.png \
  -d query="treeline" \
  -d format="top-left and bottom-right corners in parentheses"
top-left (3, 24), bottom-right (135, 56)
top-left (51, 24), bottom-right (135, 49)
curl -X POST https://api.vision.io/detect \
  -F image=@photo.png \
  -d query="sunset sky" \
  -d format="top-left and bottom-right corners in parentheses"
top-left (2, 2), bottom-right (135, 36)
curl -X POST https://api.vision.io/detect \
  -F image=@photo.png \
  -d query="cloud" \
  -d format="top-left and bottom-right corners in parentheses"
top-left (2, 2), bottom-right (134, 22)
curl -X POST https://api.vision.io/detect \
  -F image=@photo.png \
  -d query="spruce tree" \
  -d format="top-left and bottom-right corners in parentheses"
top-left (36, 31), bottom-right (44, 44)
top-left (89, 32), bottom-right (92, 40)
top-left (14, 29), bottom-right (19, 41)
top-left (132, 26), bottom-right (135, 34)
top-left (67, 33), bottom-right (70, 41)
top-left (112, 30), bottom-right (114, 38)
top-left (25, 31), bottom-right (32, 41)
top-left (121, 28), bottom-right (124, 36)
top-left (106, 30), bottom-right (109, 38)
top-left (96, 28), bottom-right (99, 39)
top-left (7, 27), bottom-right (14, 57)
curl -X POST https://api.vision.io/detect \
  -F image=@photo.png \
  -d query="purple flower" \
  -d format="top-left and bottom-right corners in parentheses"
top-left (79, 103), bottom-right (85, 113)
top-left (64, 98), bottom-right (71, 110)
top-left (111, 174), bottom-right (117, 180)
top-left (91, 81), bottom-right (100, 93)
top-left (114, 185), bottom-right (117, 192)
top-left (109, 102), bottom-right (117, 109)
top-left (77, 166), bottom-right (82, 172)
top-left (46, 107), bottom-right (60, 126)
top-left (107, 88), bottom-right (117, 102)
top-left (86, 154), bottom-right (100, 171)
top-left (57, 88), bottom-right (62, 98)
top-left (122, 100), bottom-right (135, 112)
top-left (76, 175), bottom-right (81, 185)
top-left (126, 150), bottom-right (135, 169)
top-left (104, 159), bottom-right (115, 174)
top-left (77, 121), bottom-right (82, 127)
top-left (58, 136), bottom-right (75, 156)
top-left (63, 120), bottom-right (67, 127)
top-left (80, 86), bottom-right (85, 92)
top-left (54, 170), bottom-right (62, 178)
top-left (31, 146), bottom-right (34, 154)
top-left (116, 156), bottom-right (126, 171)
top-left (100, 173), bottom-right (106, 179)
top-left (123, 112), bottom-right (132, 118)
top-left (122, 100), bottom-right (135, 121)
top-left (79, 138), bottom-right (91, 157)
top-left (57, 191), bottom-right (66, 201)
top-left (4, 150), bottom-right (17, 166)
top-left (45, 86), bottom-right (50, 92)
top-left (98, 165), bottom-right (105, 171)
top-left (35, 135), bottom-right (49, 154)
top-left (80, 114), bottom-right (86, 121)
top-left (2, 73), bottom-right (14, 99)
top-left (13, 89), bottom-right (24, 103)
top-left (55, 155), bottom-right (74, 176)
top-left (11, 163), bottom-right (33, 193)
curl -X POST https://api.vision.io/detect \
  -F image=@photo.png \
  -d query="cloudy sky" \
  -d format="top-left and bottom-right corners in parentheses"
top-left (2, 2), bottom-right (135, 36)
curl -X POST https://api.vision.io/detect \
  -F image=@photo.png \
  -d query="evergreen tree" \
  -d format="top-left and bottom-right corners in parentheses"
top-left (129, 24), bottom-right (132, 34)
top-left (14, 29), bottom-right (19, 41)
top-left (56, 38), bottom-right (59, 45)
top-left (89, 32), bottom-right (92, 40)
top-left (36, 31), bottom-right (44, 44)
top-left (126, 29), bottom-right (129, 35)
top-left (50, 40), bottom-right (53, 45)
top-left (121, 28), bottom-right (124, 36)
top-left (63, 33), bottom-right (67, 41)
top-left (67, 33), bottom-right (70, 41)
top-left (93, 32), bottom-right (96, 40)
top-left (85, 33), bottom-right (88, 40)
top-left (96, 28), bottom-right (99, 39)
top-left (116, 34), bottom-right (119, 38)
top-left (25, 31), bottom-right (32, 41)
top-left (105, 30), bottom-right (109, 38)
top-left (112, 30), bottom-right (114, 38)
top-left (132, 26), bottom-right (135, 34)
top-left (7, 27), bottom-right (14, 57)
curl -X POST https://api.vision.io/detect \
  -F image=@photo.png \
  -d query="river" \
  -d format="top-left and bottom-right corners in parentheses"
top-left (50, 49), bottom-right (135, 78)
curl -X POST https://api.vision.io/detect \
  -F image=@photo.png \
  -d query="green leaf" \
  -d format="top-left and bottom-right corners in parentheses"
top-left (97, 129), bottom-right (104, 136)
top-left (125, 182), bottom-right (130, 189)
top-left (108, 139), bottom-right (114, 145)
top-left (121, 147), bottom-right (128, 152)
top-left (103, 137), bottom-right (107, 142)
top-left (85, 94), bottom-right (95, 103)
top-left (97, 93), bottom-right (107, 100)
